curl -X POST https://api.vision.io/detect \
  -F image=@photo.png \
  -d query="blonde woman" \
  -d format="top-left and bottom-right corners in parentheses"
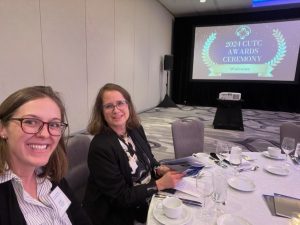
top-left (0, 86), bottom-right (91, 225)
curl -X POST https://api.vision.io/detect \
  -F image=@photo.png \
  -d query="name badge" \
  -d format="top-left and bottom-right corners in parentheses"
top-left (50, 186), bottom-right (71, 217)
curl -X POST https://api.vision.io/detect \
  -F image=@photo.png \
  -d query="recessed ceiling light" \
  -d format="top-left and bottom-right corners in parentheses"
top-left (200, 0), bottom-right (206, 3)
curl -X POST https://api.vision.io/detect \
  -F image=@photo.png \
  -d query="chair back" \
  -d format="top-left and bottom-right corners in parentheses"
top-left (280, 122), bottom-right (300, 146)
top-left (65, 134), bottom-right (91, 204)
top-left (171, 119), bottom-right (204, 158)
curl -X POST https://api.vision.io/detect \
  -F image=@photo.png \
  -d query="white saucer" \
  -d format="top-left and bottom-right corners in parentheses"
top-left (262, 151), bottom-right (285, 160)
top-left (153, 203), bottom-right (192, 225)
top-left (264, 165), bottom-right (290, 176)
top-left (227, 176), bottom-right (255, 192)
top-left (217, 214), bottom-right (252, 225)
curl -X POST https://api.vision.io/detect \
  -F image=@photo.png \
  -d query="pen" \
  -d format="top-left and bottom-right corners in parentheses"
top-left (154, 194), bottom-right (202, 207)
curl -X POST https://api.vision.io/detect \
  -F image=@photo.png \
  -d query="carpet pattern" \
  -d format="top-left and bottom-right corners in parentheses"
top-left (139, 105), bottom-right (300, 161)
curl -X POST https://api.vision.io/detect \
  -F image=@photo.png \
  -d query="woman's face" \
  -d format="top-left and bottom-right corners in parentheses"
top-left (0, 97), bottom-right (62, 174)
top-left (102, 90), bottom-right (129, 134)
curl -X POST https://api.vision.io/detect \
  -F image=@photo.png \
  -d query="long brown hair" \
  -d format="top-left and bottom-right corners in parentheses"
top-left (0, 86), bottom-right (69, 182)
top-left (87, 83), bottom-right (140, 135)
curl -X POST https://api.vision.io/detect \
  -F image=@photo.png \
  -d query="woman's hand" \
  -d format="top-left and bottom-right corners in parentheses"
top-left (156, 165), bottom-right (171, 176)
top-left (155, 171), bottom-right (183, 191)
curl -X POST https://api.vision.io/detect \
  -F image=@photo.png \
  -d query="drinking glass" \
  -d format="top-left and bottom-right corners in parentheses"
top-left (294, 143), bottom-right (300, 170)
top-left (229, 146), bottom-right (242, 176)
top-left (196, 170), bottom-right (214, 219)
top-left (212, 170), bottom-right (227, 216)
top-left (281, 137), bottom-right (295, 166)
top-left (216, 141), bottom-right (230, 166)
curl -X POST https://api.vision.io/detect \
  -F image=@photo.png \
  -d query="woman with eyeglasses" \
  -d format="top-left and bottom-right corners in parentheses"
top-left (82, 83), bottom-right (183, 225)
top-left (0, 86), bottom-right (91, 225)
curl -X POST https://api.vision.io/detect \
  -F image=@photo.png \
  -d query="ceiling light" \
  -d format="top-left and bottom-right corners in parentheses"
top-left (200, 0), bottom-right (206, 3)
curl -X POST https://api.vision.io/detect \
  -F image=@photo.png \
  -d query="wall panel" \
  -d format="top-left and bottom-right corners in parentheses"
top-left (86, 0), bottom-right (115, 112)
top-left (0, 0), bottom-right (43, 102)
top-left (148, 0), bottom-right (174, 106)
top-left (115, 0), bottom-right (135, 94)
top-left (0, 0), bottom-right (173, 132)
top-left (40, 0), bottom-right (88, 132)
top-left (133, 0), bottom-right (150, 111)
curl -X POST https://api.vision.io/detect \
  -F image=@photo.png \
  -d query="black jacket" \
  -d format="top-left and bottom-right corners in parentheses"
top-left (0, 178), bottom-right (92, 225)
top-left (83, 126), bottom-right (159, 225)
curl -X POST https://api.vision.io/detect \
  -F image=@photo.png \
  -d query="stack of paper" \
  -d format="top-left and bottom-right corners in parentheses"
top-left (161, 156), bottom-right (204, 177)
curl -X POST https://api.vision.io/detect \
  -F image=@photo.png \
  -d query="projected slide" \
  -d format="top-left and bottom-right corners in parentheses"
top-left (192, 20), bottom-right (300, 81)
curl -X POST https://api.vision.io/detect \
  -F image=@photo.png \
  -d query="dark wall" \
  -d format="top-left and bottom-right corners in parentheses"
top-left (171, 8), bottom-right (300, 112)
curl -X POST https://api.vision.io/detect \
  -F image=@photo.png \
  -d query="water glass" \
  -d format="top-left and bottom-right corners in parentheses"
top-left (230, 146), bottom-right (242, 175)
top-left (281, 137), bottom-right (295, 166)
top-left (216, 141), bottom-right (230, 165)
top-left (294, 143), bottom-right (300, 170)
top-left (212, 170), bottom-right (227, 215)
top-left (196, 170), bottom-right (214, 213)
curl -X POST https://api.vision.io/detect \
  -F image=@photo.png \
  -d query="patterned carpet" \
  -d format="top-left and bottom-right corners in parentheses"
top-left (139, 105), bottom-right (300, 161)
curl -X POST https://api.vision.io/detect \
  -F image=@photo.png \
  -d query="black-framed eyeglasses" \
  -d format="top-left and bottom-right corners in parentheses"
top-left (9, 118), bottom-right (68, 136)
top-left (103, 100), bottom-right (128, 111)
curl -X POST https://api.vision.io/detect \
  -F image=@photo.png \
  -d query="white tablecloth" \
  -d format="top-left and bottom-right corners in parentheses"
top-left (147, 152), bottom-right (300, 225)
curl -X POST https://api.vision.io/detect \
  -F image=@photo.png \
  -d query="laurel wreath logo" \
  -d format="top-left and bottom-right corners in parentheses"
top-left (266, 29), bottom-right (287, 67)
top-left (201, 29), bottom-right (287, 70)
top-left (201, 32), bottom-right (217, 68)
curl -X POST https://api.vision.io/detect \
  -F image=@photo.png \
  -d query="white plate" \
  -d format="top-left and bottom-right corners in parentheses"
top-left (227, 176), bottom-right (255, 192)
top-left (264, 165), bottom-right (290, 176)
top-left (153, 203), bottom-right (192, 225)
top-left (217, 214), bottom-right (252, 225)
top-left (262, 151), bottom-right (285, 160)
top-left (193, 153), bottom-right (215, 167)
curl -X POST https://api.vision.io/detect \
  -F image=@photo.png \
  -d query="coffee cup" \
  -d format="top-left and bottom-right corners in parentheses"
top-left (268, 147), bottom-right (281, 158)
top-left (162, 197), bottom-right (183, 219)
top-left (231, 146), bottom-right (242, 154)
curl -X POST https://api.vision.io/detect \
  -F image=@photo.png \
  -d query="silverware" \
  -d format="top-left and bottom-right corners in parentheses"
top-left (238, 165), bottom-right (259, 172)
top-left (154, 194), bottom-right (202, 207)
top-left (290, 155), bottom-right (300, 165)
top-left (209, 156), bottom-right (228, 168)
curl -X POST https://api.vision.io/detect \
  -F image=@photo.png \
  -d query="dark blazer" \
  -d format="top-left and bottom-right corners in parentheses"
top-left (0, 178), bottom-right (92, 225)
top-left (83, 126), bottom-right (159, 225)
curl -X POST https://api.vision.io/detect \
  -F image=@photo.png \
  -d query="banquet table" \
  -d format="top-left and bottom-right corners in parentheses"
top-left (147, 152), bottom-right (300, 225)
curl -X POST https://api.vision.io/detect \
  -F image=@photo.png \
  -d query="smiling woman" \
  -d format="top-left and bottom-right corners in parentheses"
top-left (0, 86), bottom-right (91, 225)
top-left (82, 83), bottom-right (184, 225)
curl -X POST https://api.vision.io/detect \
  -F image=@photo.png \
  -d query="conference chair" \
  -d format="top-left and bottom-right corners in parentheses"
top-left (280, 122), bottom-right (300, 147)
top-left (171, 119), bottom-right (204, 159)
top-left (65, 134), bottom-right (92, 204)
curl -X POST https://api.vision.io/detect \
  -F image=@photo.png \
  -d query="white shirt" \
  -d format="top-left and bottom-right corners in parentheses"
top-left (0, 169), bottom-right (72, 225)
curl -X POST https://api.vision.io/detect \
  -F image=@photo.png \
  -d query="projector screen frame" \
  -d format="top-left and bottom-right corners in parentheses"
top-left (190, 18), bottom-right (300, 84)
